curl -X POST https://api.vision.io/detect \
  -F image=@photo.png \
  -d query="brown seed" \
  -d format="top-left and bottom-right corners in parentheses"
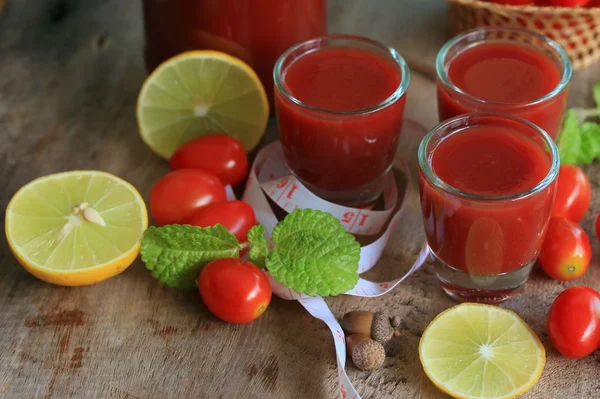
top-left (371, 312), bottom-right (394, 344)
top-left (351, 339), bottom-right (385, 371)
top-left (341, 311), bottom-right (374, 336)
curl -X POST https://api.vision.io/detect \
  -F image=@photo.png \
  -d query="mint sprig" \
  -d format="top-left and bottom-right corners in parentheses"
top-left (140, 209), bottom-right (361, 297)
top-left (247, 224), bottom-right (268, 268)
top-left (557, 81), bottom-right (600, 165)
top-left (141, 224), bottom-right (240, 290)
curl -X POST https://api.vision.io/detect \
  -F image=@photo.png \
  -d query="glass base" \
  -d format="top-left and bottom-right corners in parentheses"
top-left (297, 169), bottom-right (391, 207)
top-left (432, 252), bottom-right (534, 304)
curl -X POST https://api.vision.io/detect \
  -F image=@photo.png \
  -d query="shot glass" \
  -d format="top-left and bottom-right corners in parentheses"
top-left (436, 27), bottom-right (572, 140)
top-left (274, 35), bottom-right (410, 206)
top-left (418, 113), bottom-right (559, 303)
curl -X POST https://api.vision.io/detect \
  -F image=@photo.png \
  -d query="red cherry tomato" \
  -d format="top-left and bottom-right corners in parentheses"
top-left (538, 217), bottom-right (591, 281)
top-left (487, 0), bottom-right (534, 5)
top-left (188, 200), bottom-right (256, 242)
top-left (150, 169), bottom-right (226, 226)
top-left (169, 135), bottom-right (249, 186)
top-left (547, 286), bottom-right (600, 358)
top-left (198, 258), bottom-right (272, 324)
top-left (548, 0), bottom-right (590, 6)
top-left (551, 165), bottom-right (591, 223)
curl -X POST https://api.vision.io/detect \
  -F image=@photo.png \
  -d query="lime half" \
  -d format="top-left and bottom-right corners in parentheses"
top-left (5, 171), bottom-right (148, 286)
top-left (419, 303), bottom-right (546, 399)
top-left (137, 50), bottom-right (269, 159)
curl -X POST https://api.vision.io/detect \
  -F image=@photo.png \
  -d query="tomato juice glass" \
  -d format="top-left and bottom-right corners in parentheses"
top-left (436, 27), bottom-right (572, 140)
top-left (418, 113), bottom-right (559, 303)
top-left (142, 0), bottom-right (327, 107)
top-left (273, 35), bottom-right (410, 206)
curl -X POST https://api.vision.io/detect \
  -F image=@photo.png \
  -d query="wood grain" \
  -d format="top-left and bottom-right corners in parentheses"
top-left (0, 0), bottom-right (599, 398)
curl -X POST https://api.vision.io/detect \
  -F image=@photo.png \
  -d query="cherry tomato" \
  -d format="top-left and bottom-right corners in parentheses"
top-left (150, 169), bottom-right (226, 226)
top-left (596, 213), bottom-right (600, 242)
top-left (547, 286), bottom-right (600, 358)
top-left (548, 0), bottom-right (590, 6)
top-left (169, 135), bottom-right (249, 186)
top-left (538, 217), bottom-right (591, 281)
top-left (198, 258), bottom-right (271, 324)
top-left (487, 0), bottom-right (534, 5)
top-left (551, 165), bottom-right (591, 223)
top-left (188, 200), bottom-right (256, 242)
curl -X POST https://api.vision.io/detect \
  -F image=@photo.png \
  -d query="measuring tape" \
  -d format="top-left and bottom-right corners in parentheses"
top-left (239, 121), bottom-right (429, 399)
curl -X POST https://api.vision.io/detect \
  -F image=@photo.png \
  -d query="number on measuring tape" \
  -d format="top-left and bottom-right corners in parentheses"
top-left (276, 178), bottom-right (289, 189)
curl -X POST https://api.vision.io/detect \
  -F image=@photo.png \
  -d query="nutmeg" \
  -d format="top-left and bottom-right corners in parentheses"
top-left (346, 334), bottom-right (385, 371)
top-left (341, 311), bottom-right (394, 344)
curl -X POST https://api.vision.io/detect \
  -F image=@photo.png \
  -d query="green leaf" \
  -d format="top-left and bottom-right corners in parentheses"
top-left (141, 224), bottom-right (240, 290)
top-left (593, 81), bottom-right (600, 109)
top-left (557, 109), bottom-right (600, 166)
top-left (558, 109), bottom-right (583, 165)
top-left (266, 208), bottom-right (360, 297)
top-left (556, 81), bottom-right (600, 165)
top-left (579, 122), bottom-right (600, 164)
top-left (247, 224), bottom-right (268, 268)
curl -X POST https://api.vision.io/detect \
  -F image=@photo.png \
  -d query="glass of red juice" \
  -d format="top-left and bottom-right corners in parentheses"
top-left (142, 0), bottom-right (327, 108)
top-left (273, 35), bottom-right (410, 206)
top-left (418, 113), bottom-right (559, 304)
top-left (436, 27), bottom-right (572, 140)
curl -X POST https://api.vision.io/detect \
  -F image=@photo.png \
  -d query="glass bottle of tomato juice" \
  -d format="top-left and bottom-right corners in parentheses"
top-left (142, 0), bottom-right (328, 108)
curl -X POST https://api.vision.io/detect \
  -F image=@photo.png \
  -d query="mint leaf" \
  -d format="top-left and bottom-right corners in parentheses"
top-left (558, 109), bottom-right (582, 165)
top-left (247, 225), bottom-right (268, 268)
top-left (266, 208), bottom-right (360, 297)
top-left (558, 109), bottom-right (600, 165)
top-left (593, 81), bottom-right (600, 108)
top-left (579, 122), bottom-right (600, 164)
top-left (557, 80), bottom-right (600, 165)
top-left (141, 224), bottom-right (240, 290)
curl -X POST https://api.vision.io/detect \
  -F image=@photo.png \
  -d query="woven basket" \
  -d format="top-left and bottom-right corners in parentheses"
top-left (447, 0), bottom-right (600, 70)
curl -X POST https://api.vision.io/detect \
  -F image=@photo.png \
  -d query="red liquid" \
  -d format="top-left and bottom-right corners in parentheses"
top-left (276, 46), bottom-right (406, 192)
top-left (419, 125), bottom-right (556, 275)
top-left (142, 0), bottom-right (327, 108)
top-left (437, 41), bottom-right (567, 139)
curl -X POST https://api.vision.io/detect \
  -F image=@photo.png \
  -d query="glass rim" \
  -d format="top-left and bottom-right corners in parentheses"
top-left (435, 27), bottom-right (572, 108)
top-left (273, 34), bottom-right (411, 115)
top-left (418, 112), bottom-right (560, 202)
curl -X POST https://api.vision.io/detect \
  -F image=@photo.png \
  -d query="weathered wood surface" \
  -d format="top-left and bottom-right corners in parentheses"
top-left (1, 0), bottom-right (599, 398)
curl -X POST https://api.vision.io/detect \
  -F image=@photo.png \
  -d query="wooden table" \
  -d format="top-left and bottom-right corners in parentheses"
top-left (1, 1), bottom-right (599, 398)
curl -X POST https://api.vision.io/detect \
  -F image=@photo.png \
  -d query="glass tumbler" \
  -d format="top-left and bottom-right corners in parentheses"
top-left (418, 113), bottom-right (559, 303)
top-left (273, 35), bottom-right (410, 206)
top-left (436, 27), bottom-right (572, 140)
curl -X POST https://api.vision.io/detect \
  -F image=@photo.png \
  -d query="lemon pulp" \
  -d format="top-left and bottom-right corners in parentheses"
top-left (137, 50), bottom-right (269, 159)
top-left (5, 170), bottom-right (148, 286)
top-left (419, 303), bottom-right (546, 399)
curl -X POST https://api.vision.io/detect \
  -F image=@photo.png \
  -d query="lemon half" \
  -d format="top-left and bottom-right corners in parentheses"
top-left (137, 50), bottom-right (269, 159)
top-left (5, 171), bottom-right (148, 286)
top-left (419, 303), bottom-right (545, 399)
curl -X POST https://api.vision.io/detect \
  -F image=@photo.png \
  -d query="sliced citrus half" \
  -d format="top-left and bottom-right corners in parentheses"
top-left (5, 171), bottom-right (148, 286)
top-left (419, 303), bottom-right (545, 399)
top-left (137, 50), bottom-right (269, 159)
